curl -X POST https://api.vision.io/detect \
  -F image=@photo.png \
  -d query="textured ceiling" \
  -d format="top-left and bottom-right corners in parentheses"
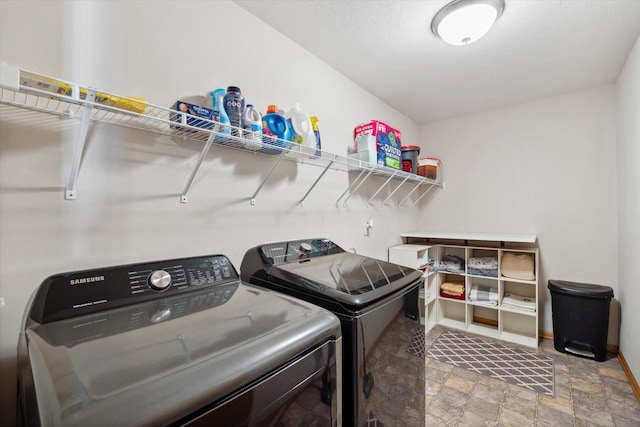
top-left (234, 0), bottom-right (640, 124)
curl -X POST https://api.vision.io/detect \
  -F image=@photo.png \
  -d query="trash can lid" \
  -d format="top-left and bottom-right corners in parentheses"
top-left (548, 280), bottom-right (614, 299)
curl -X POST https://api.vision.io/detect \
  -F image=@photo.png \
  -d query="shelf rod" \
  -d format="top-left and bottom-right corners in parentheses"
top-left (342, 168), bottom-right (374, 207)
top-left (299, 160), bottom-right (334, 206)
top-left (398, 179), bottom-right (425, 206)
top-left (65, 89), bottom-right (95, 200)
top-left (381, 174), bottom-right (411, 206)
top-left (411, 182), bottom-right (436, 207)
top-left (250, 149), bottom-right (286, 205)
top-left (336, 169), bottom-right (367, 207)
top-left (180, 131), bottom-right (217, 203)
top-left (367, 170), bottom-right (397, 206)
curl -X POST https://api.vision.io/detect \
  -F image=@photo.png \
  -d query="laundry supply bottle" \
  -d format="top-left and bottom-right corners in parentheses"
top-left (261, 104), bottom-right (291, 154)
top-left (310, 115), bottom-right (322, 155)
top-left (210, 88), bottom-right (230, 141)
top-left (223, 86), bottom-right (245, 139)
top-left (285, 103), bottom-right (315, 151)
top-left (243, 104), bottom-right (262, 151)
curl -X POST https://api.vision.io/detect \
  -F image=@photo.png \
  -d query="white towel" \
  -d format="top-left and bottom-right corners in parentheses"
top-left (502, 302), bottom-right (535, 313)
top-left (502, 293), bottom-right (536, 310)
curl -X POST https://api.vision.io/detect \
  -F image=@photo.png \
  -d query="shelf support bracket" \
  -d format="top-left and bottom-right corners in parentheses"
top-left (411, 182), bottom-right (436, 206)
top-left (181, 130), bottom-right (217, 203)
top-left (367, 170), bottom-right (397, 206)
top-left (399, 179), bottom-right (425, 206)
top-left (381, 174), bottom-right (411, 207)
top-left (250, 149), bottom-right (286, 205)
top-left (336, 169), bottom-right (366, 207)
top-left (65, 90), bottom-right (95, 200)
top-left (299, 160), bottom-right (334, 206)
top-left (342, 168), bottom-right (374, 207)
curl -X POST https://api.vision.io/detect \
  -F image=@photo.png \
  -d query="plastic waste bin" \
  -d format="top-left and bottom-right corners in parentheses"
top-left (548, 280), bottom-right (614, 362)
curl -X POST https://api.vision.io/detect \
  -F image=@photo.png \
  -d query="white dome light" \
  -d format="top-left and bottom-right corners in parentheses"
top-left (432, 0), bottom-right (505, 46)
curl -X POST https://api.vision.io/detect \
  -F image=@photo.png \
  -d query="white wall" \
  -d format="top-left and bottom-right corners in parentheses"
top-left (0, 1), bottom-right (424, 423)
top-left (418, 85), bottom-right (619, 340)
top-left (616, 35), bottom-right (640, 381)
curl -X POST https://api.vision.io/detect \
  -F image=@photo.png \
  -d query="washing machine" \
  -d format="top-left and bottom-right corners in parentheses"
top-left (17, 254), bottom-right (342, 426)
top-left (241, 239), bottom-right (424, 427)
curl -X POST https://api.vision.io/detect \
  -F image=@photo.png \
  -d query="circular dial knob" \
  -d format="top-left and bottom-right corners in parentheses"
top-left (148, 270), bottom-right (171, 291)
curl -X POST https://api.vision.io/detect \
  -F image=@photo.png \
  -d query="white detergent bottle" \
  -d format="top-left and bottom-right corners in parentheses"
top-left (285, 103), bottom-right (315, 156)
top-left (242, 104), bottom-right (262, 150)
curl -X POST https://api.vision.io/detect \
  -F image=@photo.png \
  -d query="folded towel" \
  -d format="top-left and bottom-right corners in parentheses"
top-left (502, 293), bottom-right (536, 309)
top-left (469, 285), bottom-right (498, 302)
top-left (502, 302), bottom-right (535, 312)
top-left (442, 290), bottom-right (464, 297)
top-left (501, 252), bottom-right (535, 280)
top-left (473, 300), bottom-right (498, 307)
top-left (441, 282), bottom-right (465, 294)
top-left (440, 254), bottom-right (464, 273)
top-left (467, 268), bottom-right (498, 277)
top-left (440, 288), bottom-right (465, 300)
top-left (468, 257), bottom-right (498, 270)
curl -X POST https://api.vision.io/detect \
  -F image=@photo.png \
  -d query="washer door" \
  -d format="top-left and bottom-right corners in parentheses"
top-left (182, 339), bottom-right (341, 427)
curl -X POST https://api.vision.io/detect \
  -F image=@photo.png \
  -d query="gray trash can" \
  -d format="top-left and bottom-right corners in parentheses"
top-left (548, 280), bottom-right (614, 361)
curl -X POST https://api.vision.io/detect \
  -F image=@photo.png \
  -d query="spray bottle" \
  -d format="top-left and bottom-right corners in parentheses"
top-left (210, 88), bottom-right (230, 141)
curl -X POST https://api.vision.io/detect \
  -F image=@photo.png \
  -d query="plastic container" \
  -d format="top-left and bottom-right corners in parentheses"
top-left (548, 280), bottom-right (614, 361)
top-left (418, 157), bottom-right (441, 180)
top-left (223, 86), bottom-right (245, 139)
top-left (242, 104), bottom-right (262, 150)
top-left (261, 104), bottom-right (291, 154)
top-left (285, 103), bottom-right (314, 147)
top-left (210, 89), bottom-right (231, 141)
top-left (401, 145), bottom-right (420, 174)
top-left (310, 115), bottom-right (322, 155)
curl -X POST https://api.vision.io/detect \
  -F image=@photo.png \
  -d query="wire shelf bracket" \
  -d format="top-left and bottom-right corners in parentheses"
top-left (299, 159), bottom-right (334, 207)
top-left (65, 89), bottom-right (95, 200)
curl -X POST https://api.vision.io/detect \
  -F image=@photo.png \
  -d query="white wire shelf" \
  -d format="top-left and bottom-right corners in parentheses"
top-left (0, 63), bottom-right (443, 205)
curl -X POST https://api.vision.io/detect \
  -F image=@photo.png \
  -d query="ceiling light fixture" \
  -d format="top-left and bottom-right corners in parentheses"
top-left (431, 0), bottom-right (505, 46)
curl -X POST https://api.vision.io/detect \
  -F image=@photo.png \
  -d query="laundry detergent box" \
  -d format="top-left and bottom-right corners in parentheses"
top-left (353, 120), bottom-right (402, 169)
top-left (170, 100), bottom-right (216, 130)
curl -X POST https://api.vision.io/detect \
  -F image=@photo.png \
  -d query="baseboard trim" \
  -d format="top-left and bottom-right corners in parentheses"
top-left (618, 351), bottom-right (640, 405)
top-left (473, 316), bottom-right (498, 327)
top-left (539, 329), bottom-right (639, 404)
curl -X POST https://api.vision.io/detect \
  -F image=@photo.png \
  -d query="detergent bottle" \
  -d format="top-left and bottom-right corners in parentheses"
top-left (285, 103), bottom-right (315, 152)
top-left (223, 86), bottom-right (245, 139)
top-left (210, 88), bottom-right (230, 141)
top-left (261, 104), bottom-right (291, 154)
top-left (310, 115), bottom-right (322, 155)
top-left (242, 104), bottom-right (262, 151)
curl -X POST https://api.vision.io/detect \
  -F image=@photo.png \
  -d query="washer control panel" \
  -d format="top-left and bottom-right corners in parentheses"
top-left (30, 255), bottom-right (239, 324)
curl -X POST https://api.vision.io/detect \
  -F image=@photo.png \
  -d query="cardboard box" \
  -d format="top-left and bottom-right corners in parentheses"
top-left (170, 100), bottom-right (216, 130)
top-left (353, 120), bottom-right (402, 169)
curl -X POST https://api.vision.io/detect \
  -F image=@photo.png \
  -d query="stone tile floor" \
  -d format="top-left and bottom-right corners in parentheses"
top-left (424, 325), bottom-right (640, 426)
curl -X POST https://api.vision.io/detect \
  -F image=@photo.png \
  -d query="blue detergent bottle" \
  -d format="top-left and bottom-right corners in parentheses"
top-left (261, 104), bottom-right (291, 154)
top-left (210, 88), bottom-right (230, 141)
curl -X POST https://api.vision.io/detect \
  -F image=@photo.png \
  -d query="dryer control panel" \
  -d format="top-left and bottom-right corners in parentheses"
top-left (29, 255), bottom-right (239, 324)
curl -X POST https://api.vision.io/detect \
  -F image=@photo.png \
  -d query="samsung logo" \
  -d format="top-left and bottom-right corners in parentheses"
top-left (70, 276), bottom-right (105, 286)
